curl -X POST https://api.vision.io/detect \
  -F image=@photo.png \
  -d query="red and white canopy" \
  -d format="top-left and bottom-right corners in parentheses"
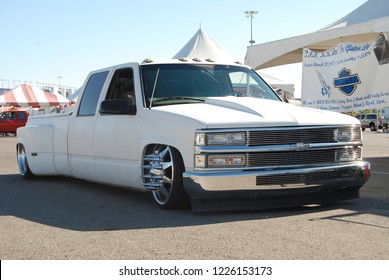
top-left (0, 84), bottom-right (69, 107)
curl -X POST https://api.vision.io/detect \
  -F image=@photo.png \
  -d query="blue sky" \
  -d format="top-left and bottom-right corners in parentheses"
top-left (1, 0), bottom-right (367, 90)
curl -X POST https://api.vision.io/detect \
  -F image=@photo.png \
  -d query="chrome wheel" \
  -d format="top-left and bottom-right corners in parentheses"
top-left (143, 145), bottom-right (189, 209)
top-left (17, 144), bottom-right (34, 178)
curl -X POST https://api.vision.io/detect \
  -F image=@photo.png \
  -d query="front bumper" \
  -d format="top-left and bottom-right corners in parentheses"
top-left (183, 162), bottom-right (370, 211)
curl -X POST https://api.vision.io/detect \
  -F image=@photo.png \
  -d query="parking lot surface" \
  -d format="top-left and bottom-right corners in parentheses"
top-left (0, 131), bottom-right (388, 259)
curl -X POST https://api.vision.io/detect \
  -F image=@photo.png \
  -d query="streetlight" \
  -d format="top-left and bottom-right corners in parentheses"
top-left (57, 76), bottom-right (63, 95)
top-left (244, 10), bottom-right (258, 46)
top-left (57, 76), bottom-right (63, 87)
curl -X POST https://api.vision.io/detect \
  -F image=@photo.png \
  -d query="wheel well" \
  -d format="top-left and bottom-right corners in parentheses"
top-left (143, 144), bottom-right (185, 170)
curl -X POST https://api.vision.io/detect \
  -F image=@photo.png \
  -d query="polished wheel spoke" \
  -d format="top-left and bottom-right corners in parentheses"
top-left (162, 161), bottom-right (172, 171)
top-left (159, 146), bottom-right (170, 159)
top-left (162, 175), bottom-right (172, 184)
top-left (158, 184), bottom-right (170, 198)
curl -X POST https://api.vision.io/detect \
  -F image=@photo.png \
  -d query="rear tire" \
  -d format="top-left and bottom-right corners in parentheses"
top-left (16, 144), bottom-right (35, 179)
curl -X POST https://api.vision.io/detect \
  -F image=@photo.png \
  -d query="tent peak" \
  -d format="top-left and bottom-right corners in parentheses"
top-left (172, 28), bottom-right (236, 62)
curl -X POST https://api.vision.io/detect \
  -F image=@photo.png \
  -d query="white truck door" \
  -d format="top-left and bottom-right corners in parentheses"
top-left (93, 66), bottom-right (142, 189)
top-left (68, 70), bottom-right (110, 180)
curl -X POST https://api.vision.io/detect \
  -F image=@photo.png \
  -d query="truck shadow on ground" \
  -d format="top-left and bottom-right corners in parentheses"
top-left (1, 166), bottom-right (388, 232)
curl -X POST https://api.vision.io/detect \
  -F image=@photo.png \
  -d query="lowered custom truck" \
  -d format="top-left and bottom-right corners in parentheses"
top-left (16, 59), bottom-right (370, 211)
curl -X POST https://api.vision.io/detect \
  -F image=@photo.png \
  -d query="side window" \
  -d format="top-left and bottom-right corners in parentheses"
top-left (1, 112), bottom-right (9, 120)
top-left (105, 68), bottom-right (135, 105)
top-left (18, 112), bottom-right (26, 120)
top-left (3, 112), bottom-right (16, 120)
top-left (78, 71), bottom-right (109, 116)
top-left (229, 72), bottom-right (267, 98)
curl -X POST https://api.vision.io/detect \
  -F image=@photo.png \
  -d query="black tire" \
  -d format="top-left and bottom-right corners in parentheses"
top-left (143, 145), bottom-right (190, 209)
top-left (16, 144), bottom-right (35, 179)
top-left (370, 123), bottom-right (377, 131)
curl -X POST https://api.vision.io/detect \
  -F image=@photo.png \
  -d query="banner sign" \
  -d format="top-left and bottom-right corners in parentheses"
top-left (301, 35), bottom-right (389, 112)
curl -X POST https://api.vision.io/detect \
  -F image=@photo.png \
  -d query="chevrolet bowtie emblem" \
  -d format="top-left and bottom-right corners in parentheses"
top-left (291, 143), bottom-right (310, 151)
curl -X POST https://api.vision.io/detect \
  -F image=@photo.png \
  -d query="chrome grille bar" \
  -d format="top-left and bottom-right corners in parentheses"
top-left (247, 126), bottom-right (361, 146)
top-left (247, 148), bottom-right (361, 168)
top-left (256, 170), bottom-right (348, 185)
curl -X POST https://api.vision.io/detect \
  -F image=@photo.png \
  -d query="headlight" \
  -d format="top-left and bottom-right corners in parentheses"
top-left (195, 131), bottom-right (246, 146)
top-left (195, 155), bottom-right (206, 168)
top-left (195, 154), bottom-right (247, 168)
top-left (334, 126), bottom-right (361, 142)
top-left (336, 148), bottom-right (362, 162)
top-left (195, 133), bottom-right (206, 146)
top-left (208, 154), bottom-right (246, 168)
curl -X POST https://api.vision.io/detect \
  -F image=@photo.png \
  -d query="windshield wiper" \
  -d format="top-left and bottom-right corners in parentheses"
top-left (152, 96), bottom-right (204, 104)
top-left (223, 91), bottom-right (244, 97)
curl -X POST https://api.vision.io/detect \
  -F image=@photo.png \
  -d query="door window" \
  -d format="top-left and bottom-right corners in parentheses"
top-left (78, 71), bottom-right (109, 116)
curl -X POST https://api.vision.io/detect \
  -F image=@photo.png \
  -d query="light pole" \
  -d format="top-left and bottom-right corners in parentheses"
top-left (57, 76), bottom-right (63, 88)
top-left (244, 10), bottom-right (258, 46)
top-left (57, 76), bottom-right (63, 95)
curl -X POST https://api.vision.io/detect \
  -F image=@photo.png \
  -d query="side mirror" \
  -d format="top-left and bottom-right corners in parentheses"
top-left (99, 100), bottom-right (136, 115)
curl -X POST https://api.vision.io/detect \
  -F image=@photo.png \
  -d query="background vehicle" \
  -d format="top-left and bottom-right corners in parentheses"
top-left (378, 107), bottom-right (389, 130)
top-left (357, 113), bottom-right (381, 131)
top-left (0, 110), bottom-right (28, 136)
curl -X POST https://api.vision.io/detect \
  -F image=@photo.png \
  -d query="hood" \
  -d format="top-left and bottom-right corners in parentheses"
top-left (151, 96), bottom-right (359, 129)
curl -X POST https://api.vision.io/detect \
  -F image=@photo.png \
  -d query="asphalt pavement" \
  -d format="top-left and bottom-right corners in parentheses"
top-left (0, 131), bottom-right (388, 259)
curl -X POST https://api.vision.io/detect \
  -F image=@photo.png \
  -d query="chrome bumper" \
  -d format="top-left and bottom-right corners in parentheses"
top-left (183, 162), bottom-right (370, 198)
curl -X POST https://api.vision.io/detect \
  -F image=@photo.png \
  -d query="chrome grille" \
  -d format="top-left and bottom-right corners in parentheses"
top-left (247, 148), bottom-right (361, 168)
top-left (247, 126), bottom-right (361, 146)
top-left (248, 150), bottom-right (334, 167)
top-left (256, 170), bottom-right (348, 185)
top-left (195, 125), bottom-right (363, 170)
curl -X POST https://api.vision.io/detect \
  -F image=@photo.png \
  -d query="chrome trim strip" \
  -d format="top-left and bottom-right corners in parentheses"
top-left (195, 142), bottom-right (362, 154)
top-left (193, 161), bottom-right (358, 172)
top-left (183, 162), bottom-right (370, 191)
top-left (188, 162), bottom-right (365, 177)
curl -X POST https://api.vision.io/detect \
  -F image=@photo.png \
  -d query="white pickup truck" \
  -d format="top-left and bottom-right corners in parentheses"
top-left (16, 59), bottom-right (370, 211)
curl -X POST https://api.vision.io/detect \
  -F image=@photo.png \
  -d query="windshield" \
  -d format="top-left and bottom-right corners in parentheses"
top-left (140, 64), bottom-right (281, 107)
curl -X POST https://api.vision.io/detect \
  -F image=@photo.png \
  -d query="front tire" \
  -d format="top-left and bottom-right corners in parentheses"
top-left (16, 144), bottom-right (35, 179)
top-left (143, 145), bottom-right (190, 209)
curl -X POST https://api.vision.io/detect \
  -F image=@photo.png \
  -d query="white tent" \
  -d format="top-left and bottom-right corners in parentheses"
top-left (0, 84), bottom-right (69, 107)
top-left (67, 89), bottom-right (80, 103)
top-left (245, 0), bottom-right (389, 70)
top-left (173, 28), bottom-right (236, 62)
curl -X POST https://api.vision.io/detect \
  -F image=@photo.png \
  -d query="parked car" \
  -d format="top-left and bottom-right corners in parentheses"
top-left (356, 113), bottom-right (381, 131)
top-left (0, 109), bottom-right (28, 136)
